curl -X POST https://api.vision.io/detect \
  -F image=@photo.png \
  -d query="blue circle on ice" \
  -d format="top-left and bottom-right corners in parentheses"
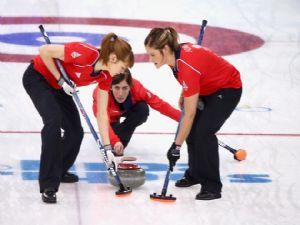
top-left (0, 32), bottom-right (107, 46)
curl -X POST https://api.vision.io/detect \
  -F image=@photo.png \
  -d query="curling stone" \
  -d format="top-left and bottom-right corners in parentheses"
top-left (108, 163), bottom-right (145, 188)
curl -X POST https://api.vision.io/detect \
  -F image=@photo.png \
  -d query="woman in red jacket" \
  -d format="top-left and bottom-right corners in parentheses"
top-left (93, 69), bottom-right (181, 155)
top-left (144, 27), bottom-right (242, 200)
top-left (23, 33), bottom-right (133, 203)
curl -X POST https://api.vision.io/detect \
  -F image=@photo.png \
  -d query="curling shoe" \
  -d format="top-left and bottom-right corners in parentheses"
top-left (61, 172), bottom-right (79, 183)
top-left (175, 176), bottom-right (199, 187)
top-left (42, 187), bottom-right (57, 203)
top-left (195, 190), bottom-right (221, 200)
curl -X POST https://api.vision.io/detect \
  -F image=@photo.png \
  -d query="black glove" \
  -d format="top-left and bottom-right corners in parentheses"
top-left (167, 142), bottom-right (181, 171)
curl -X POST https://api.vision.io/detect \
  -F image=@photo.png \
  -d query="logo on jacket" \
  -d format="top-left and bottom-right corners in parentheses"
top-left (182, 45), bottom-right (191, 52)
top-left (71, 51), bottom-right (81, 58)
top-left (146, 91), bottom-right (152, 98)
top-left (75, 72), bottom-right (81, 78)
top-left (182, 81), bottom-right (188, 91)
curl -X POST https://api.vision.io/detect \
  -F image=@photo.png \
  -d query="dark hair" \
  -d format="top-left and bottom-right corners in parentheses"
top-left (100, 33), bottom-right (134, 68)
top-left (111, 69), bottom-right (133, 86)
top-left (144, 27), bottom-right (179, 52)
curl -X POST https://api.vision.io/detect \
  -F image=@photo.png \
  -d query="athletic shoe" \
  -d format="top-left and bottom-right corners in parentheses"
top-left (42, 187), bottom-right (57, 203)
top-left (175, 176), bottom-right (199, 187)
top-left (195, 190), bottom-right (221, 200)
top-left (61, 172), bottom-right (79, 183)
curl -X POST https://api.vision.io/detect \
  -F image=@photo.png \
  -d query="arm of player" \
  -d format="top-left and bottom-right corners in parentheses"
top-left (174, 93), bottom-right (199, 145)
top-left (39, 44), bottom-right (64, 81)
top-left (136, 80), bottom-right (181, 121)
top-left (93, 86), bottom-right (123, 152)
top-left (108, 124), bottom-right (124, 155)
top-left (96, 88), bottom-right (111, 145)
top-left (39, 44), bottom-right (76, 95)
top-left (178, 89), bottom-right (184, 109)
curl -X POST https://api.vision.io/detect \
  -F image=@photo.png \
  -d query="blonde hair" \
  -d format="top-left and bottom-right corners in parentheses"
top-left (100, 33), bottom-right (134, 68)
top-left (144, 27), bottom-right (179, 53)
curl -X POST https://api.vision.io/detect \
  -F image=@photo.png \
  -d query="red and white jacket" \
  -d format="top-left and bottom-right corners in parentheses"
top-left (172, 43), bottom-right (242, 97)
top-left (33, 42), bottom-right (112, 91)
top-left (93, 79), bottom-right (181, 146)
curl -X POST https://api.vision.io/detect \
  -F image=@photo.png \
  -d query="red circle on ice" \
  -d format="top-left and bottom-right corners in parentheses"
top-left (0, 17), bottom-right (264, 63)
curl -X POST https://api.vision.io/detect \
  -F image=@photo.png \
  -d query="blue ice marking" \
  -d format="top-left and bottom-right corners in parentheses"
top-left (235, 106), bottom-right (272, 112)
top-left (228, 174), bottom-right (272, 183)
top-left (84, 162), bottom-right (106, 171)
top-left (20, 160), bottom-right (76, 180)
top-left (16, 160), bottom-right (272, 184)
top-left (0, 164), bottom-right (13, 175)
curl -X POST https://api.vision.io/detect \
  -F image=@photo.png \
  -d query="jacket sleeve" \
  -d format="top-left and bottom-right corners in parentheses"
top-left (109, 124), bottom-right (120, 147)
top-left (134, 80), bottom-right (181, 122)
top-left (93, 87), bottom-right (121, 146)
